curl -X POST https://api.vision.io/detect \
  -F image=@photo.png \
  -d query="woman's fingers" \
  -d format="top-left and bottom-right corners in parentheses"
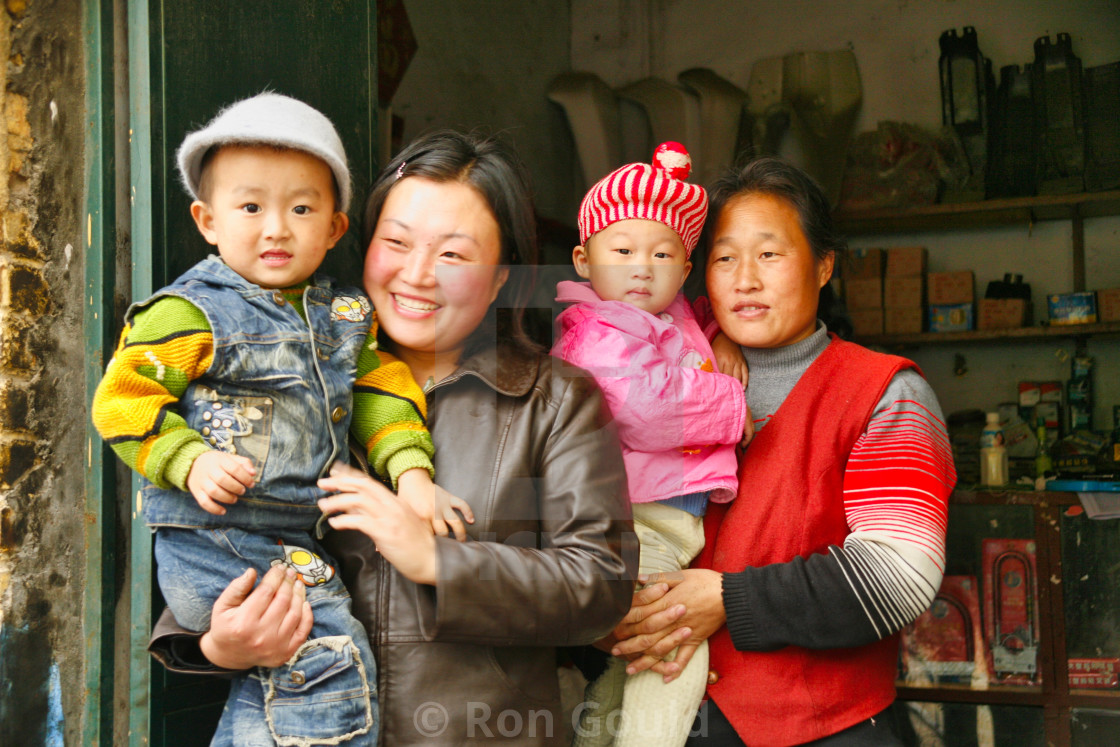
top-left (622, 626), bottom-right (693, 675)
top-left (651, 641), bottom-right (699, 683)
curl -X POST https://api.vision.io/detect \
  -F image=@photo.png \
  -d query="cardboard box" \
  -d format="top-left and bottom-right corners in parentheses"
top-left (1095, 287), bottom-right (1120, 322)
top-left (928, 270), bottom-right (975, 304)
top-left (884, 276), bottom-right (925, 308)
top-left (849, 308), bottom-right (884, 337)
top-left (982, 538), bottom-right (1040, 683)
top-left (900, 576), bottom-right (988, 685)
top-left (978, 298), bottom-right (1030, 329)
top-left (845, 277), bottom-right (883, 310)
top-left (929, 303), bottom-right (973, 332)
top-left (886, 246), bottom-right (928, 276)
top-left (885, 306), bottom-right (924, 334)
top-left (846, 248), bottom-right (884, 279)
top-left (1019, 381), bottom-right (1063, 408)
top-left (1047, 291), bottom-right (1097, 325)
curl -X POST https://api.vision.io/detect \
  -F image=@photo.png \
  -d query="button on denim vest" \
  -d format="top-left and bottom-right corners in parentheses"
top-left (137, 257), bottom-right (373, 531)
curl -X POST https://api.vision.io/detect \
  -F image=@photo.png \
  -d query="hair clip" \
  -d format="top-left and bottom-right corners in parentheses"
top-left (396, 161), bottom-right (407, 179)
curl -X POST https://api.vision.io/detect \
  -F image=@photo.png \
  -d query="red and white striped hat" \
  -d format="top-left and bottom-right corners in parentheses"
top-left (578, 141), bottom-right (708, 256)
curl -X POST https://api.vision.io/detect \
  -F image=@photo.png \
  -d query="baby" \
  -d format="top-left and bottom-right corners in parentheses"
top-left (553, 142), bottom-right (751, 746)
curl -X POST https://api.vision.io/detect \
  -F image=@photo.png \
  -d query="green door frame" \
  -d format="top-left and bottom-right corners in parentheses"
top-left (117, 2), bottom-right (379, 743)
top-left (82, 0), bottom-right (117, 743)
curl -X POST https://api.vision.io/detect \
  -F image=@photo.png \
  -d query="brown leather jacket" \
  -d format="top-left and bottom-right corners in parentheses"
top-left (151, 343), bottom-right (636, 745)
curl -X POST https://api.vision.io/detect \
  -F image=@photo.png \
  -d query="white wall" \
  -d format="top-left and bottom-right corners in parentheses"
top-left (572, 0), bottom-right (1120, 429)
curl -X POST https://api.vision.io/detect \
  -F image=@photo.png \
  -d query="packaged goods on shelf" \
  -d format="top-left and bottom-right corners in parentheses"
top-left (884, 276), bottom-right (925, 308)
top-left (845, 277), bottom-right (883, 310)
top-left (846, 248), bottom-right (884, 279)
top-left (928, 270), bottom-right (975, 305)
top-left (886, 246), bottom-right (928, 276)
top-left (982, 538), bottom-right (1040, 684)
top-left (929, 303), bottom-right (973, 332)
top-left (978, 298), bottom-right (1030, 329)
top-left (1047, 291), bottom-right (1097, 325)
top-left (1096, 287), bottom-right (1120, 322)
top-left (885, 306), bottom-right (924, 334)
top-left (1084, 61), bottom-right (1120, 192)
top-left (1069, 657), bottom-right (1120, 675)
top-left (1067, 353), bottom-right (1094, 432)
top-left (849, 308), bottom-right (884, 337)
top-left (1070, 673), bottom-right (1119, 689)
top-left (901, 575), bottom-right (989, 685)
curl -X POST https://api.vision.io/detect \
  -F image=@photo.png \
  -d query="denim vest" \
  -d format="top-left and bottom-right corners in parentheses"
top-left (137, 257), bottom-right (373, 531)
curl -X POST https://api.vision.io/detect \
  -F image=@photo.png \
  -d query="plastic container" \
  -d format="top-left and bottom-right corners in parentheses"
top-left (980, 412), bottom-right (1009, 486)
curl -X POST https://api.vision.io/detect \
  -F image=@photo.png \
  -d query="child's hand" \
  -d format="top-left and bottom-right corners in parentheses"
top-left (741, 404), bottom-right (755, 448)
top-left (397, 468), bottom-right (475, 541)
top-left (187, 451), bottom-right (256, 515)
top-left (712, 332), bottom-right (749, 389)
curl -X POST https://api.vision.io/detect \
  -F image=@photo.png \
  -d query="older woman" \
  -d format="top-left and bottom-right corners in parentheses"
top-left (611, 157), bottom-right (956, 747)
top-left (151, 131), bottom-right (636, 745)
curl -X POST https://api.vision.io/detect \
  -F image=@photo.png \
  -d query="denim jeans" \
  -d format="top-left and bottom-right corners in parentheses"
top-left (156, 526), bottom-right (377, 746)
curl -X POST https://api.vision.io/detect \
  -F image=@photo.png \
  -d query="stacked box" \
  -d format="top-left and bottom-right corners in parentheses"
top-left (884, 247), bottom-right (927, 333)
top-left (978, 298), bottom-right (1030, 329)
top-left (1098, 287), bottom-right (1120, 322)
top-left (1020, 380), bottom-right (1062, 442)
top-left (928, 270), bottom-right (975, 331)
top-left (845, 248), bottom-right (885, 337)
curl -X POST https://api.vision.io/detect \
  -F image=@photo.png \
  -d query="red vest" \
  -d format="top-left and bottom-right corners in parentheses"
top-left (695, 337), bottom-right (914, 747)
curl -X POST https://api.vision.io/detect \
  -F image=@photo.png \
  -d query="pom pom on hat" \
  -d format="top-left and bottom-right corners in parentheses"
top-left (578, 142), bottom-right (708, 256)
top-left (177, 92), bottom-right (351, 212)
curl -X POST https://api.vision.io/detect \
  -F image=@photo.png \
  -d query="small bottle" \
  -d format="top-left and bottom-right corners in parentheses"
top-left (980, 412), bottom-right (1009, 486)
top-left (1035, 417), bottom-right (1052, 478)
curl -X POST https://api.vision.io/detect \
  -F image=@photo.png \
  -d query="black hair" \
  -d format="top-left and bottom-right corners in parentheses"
top-left (703, 157), bottom-right (852, 337)
top-left (362, 130), bottom-right (541, 357)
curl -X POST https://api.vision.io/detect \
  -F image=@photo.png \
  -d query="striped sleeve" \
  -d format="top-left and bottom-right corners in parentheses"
top-left (722, 369), bottom-right (955, 651)
top-left (349, 329), bottom-right (435, 488)
top-left (91, 296), bottom-right (215, 490)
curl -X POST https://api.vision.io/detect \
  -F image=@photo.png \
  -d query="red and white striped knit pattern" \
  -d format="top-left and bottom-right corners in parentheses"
top-left (840, 396), bottom-right (955, 638)
top-left (578, 142), bottom-right (708, 256)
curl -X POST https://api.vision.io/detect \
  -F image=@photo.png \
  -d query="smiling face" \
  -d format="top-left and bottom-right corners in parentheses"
top-left (363, 177), bottom-right (508, 373)
top-left (573, 219), bottom-right (691, 315)
top-left (705, 192), bottom-right (834, 349)
top-left (190, 145), bottom-right (348, 289)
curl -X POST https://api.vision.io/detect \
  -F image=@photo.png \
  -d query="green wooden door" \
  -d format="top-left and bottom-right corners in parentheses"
top-left (128, 2), bottom-right (377, 744)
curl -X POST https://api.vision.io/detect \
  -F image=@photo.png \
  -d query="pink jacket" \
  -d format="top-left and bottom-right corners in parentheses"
top-left (552, 281), bottom-right (744, 504)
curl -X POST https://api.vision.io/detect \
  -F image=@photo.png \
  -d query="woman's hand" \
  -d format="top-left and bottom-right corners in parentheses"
top-left (711, 332), bottom-right (749, 389)
top-left (199, 565), bottom-right (314, 670)
top-left (611, 569), bottom-right (727, 682)
top-left (318, 461), bottom-right (439, 585)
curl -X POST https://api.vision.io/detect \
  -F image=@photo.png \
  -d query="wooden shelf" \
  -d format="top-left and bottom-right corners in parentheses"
top-left (897, 683), bottom-right (1048, 707)
top-left (834, 190), bottom-right (1120, 235)
top-left (853, 321), bottom-right (1120, 349)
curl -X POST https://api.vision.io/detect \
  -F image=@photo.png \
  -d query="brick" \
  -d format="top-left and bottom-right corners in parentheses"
top-left (0, 439), bottom-right (36, 489)
top-left (0, 379), bottom-right (29, 426)
top-left (7, 265), bottom-right (48, 316)
top-left (0, 316), bottom-right (37, 372)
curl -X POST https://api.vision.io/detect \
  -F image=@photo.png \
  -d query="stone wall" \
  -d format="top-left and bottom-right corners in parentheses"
top-left (0, 0), bottom-right (91, 743)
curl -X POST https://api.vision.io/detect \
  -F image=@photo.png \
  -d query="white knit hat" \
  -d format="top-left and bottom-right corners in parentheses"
top-left (177, 92), bottom-right (351, 211)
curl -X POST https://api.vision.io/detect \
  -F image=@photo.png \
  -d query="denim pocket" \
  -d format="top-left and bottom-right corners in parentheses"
top-left (265, 635), bottom-right (374, 745)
